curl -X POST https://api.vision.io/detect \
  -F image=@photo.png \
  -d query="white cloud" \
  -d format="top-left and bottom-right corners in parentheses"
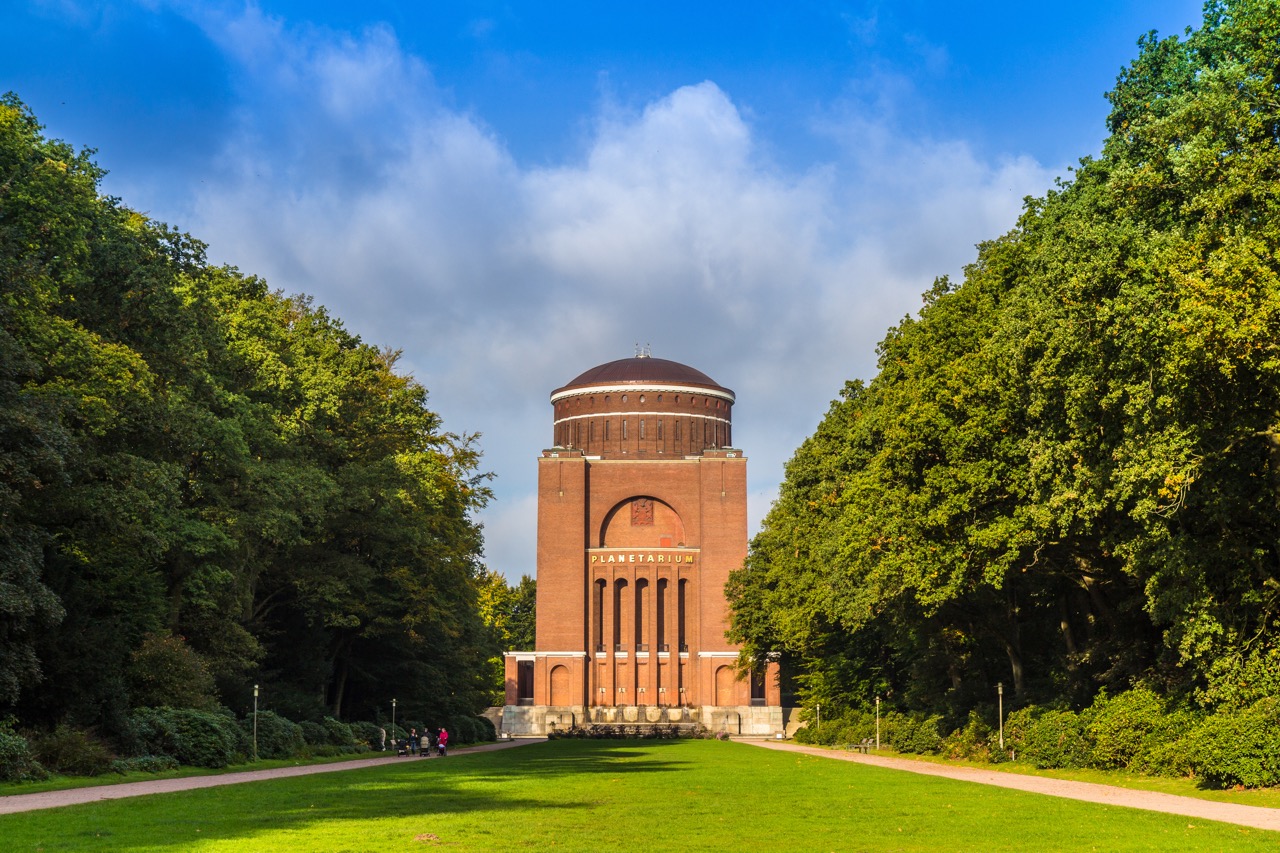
top-left (171, 7), bottom-right (1060, 578)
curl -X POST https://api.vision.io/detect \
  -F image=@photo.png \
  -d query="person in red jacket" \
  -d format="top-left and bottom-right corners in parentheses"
top-left (437, 727), bottom-right (449, 756)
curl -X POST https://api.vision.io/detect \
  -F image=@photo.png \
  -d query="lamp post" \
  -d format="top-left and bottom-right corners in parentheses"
top-left (875, 696), bottom-right (880, 750)
top-left (998, 682), bottom-right (1004, 750)
top-left (816, 703), bottom-right (820, 734)
top-left (252, 684), bottom-right (259, 762)
top-left (391, 698), bottom-right (397, 740)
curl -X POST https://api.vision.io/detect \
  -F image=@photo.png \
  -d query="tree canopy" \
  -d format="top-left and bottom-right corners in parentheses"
top-left (0, 94), bottom-right (495, 732)
top-left (728, 0), bottom-right (1280, 717)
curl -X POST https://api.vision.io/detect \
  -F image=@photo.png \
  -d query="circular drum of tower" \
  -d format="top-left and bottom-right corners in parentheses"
top-left (548, 354), bottom-right (735, 457)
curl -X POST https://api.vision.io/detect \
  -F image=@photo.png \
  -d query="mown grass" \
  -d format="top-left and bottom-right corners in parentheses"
top-left (2, 739), bottom-right (1275, 851)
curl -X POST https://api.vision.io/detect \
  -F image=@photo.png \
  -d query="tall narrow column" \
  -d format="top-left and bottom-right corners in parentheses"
top-left (646, 573), bottom-right (660, 702)
top-left (601, 579), bottom-right (616, 706)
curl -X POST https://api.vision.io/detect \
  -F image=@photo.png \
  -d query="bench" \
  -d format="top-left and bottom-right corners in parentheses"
top-left (843, 738), bottom-right (873, 754)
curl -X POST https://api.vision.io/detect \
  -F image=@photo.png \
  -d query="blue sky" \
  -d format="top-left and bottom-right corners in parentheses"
top-left (3, 1), bottom-right (1204, 578)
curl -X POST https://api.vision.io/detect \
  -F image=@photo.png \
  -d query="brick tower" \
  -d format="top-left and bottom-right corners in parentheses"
top-left (502, 352), bottom-right (782, 735)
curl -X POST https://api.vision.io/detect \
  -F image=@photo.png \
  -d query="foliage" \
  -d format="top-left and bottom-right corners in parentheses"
top-left (30, 724), bottom-right (115, 776)
top-left (728, 0), bottom-right (1280, 744)
top-left (109, 754), bottom-right (179, 774)
top-left (127, 633), bottom-right (217, 711)
top-left (1186, 697), bottom-right (1280, 788)
top-left (129, 707), bottom-right (243, 769)
top-left (940, 711), bottom-right (995, 762)
top-left (243, 710), bottom-right (305, 760)
top-left (0, 721), bottom-right (45, 782)
top-left (476, 571), bottom-right (536, 703)
top-left (0, 93), bottom-right (494, 737)
top-left (1008, 708), bottom-right (1092, 770)
top-left (349, 720), bottom-right (388, 751)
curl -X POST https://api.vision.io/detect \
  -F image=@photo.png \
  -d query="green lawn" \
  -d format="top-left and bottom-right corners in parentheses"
top-left (1, 739), bottom-right (1274, 851)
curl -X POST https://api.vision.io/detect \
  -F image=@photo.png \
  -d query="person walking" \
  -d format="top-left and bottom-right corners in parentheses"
top-left (408, 728), bottom-right (418, 756)
top-left (437, 727), bottom-right (449, 757)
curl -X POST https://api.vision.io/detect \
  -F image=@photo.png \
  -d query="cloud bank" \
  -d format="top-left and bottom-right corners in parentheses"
top-left (161, 6), bottom-right (1059, 576)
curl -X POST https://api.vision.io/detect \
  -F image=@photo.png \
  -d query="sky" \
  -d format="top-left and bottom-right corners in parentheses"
top-left (3, 0), bottom-right (1204, 580)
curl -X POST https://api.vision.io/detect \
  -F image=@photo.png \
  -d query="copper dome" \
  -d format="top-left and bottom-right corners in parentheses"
top-left (552, 356), bottom-right (730, 398)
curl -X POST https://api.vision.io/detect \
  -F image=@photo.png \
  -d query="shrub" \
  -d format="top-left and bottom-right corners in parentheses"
top-left (445, 715), bottom-right (490, 745)
top-left (473, 715), bottom-right (497, 742)
top-left (130, 708), bottom-right (242, 769)
top-left (1009, 707), bottom-right (1089, 769)
top-left (350, 721), bottom-right (387, 751)
top-left (1186, 697), bottom-right (1280, 789)
top-left (127, 632), bottom-right (218, 710)
top-left (110, 754), bottom-right (179, 774)
top-left (941, 711), bottom-right (993, 761)
top-left (242, 711), bottom-right (305, 760)
top-left (320, 717), bottom-right (356, 748)
top-left (31, 725), bottom-right (115, 776)
top-left (300, 721), bottom-right (328, 747)
top-left (892, 714), bottom-right (943, 755)
top-left (1087, 689), bottom-right (1152, 770)
top-left (1132, 707), bottom-right (1202, 777)
top-left (0, 723), bottom-right (46, 782)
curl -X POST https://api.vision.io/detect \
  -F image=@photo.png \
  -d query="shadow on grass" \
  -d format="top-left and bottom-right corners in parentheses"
top-left (8, 739), bottom-right (694, 852)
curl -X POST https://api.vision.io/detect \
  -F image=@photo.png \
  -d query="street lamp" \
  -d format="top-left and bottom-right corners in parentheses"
top-left (875, 696), bottom-right (880, 750)
top-left (391, 698), bottom-right (397, 741)
top-left (252, 684), bottom-right (259, 762)
top-left (816, 703), bottom-right (820, 733)
top-left (998, 682), bottom-right (1004, 750)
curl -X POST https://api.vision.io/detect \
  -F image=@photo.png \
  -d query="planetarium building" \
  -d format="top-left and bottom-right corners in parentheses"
top-left (502, 352), bottom-right (783, 736)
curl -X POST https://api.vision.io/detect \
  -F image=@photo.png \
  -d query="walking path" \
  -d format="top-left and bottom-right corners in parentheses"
top-left (0, 739), bottom-right (543, 816)
top-left (743, 739), bottom-right (1280, 833)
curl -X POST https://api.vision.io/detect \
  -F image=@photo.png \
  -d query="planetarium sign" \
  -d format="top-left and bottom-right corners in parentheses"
top-left (590, 550), bottom-right (697, 565)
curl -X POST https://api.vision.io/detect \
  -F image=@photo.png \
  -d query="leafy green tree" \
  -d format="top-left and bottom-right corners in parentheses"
top-left (730, 0), bottom-right (1280, 720)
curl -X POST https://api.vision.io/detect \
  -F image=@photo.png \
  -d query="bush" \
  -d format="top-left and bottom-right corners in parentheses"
top-left (1186, 697), bottom-right (1280, 788)
top-left (0, 724), bottom-right (46, 782)
top-left (473, 715), bottom-right (497, 742)
top-left (1007, 707), bottom-right (1089, 769)
top-left (110, 754), bottom-right (179, 774)
top-left (300, 721), bottom-right (328, 747)
top-left (31, 725), bottom-right (115, 776)
top-left (127, 632), bottom-right (218, 710)
top-left (1131, 707), bottom-right (1201, 777)
top-left (891, 714), bottom-right (943, 755)
top-left (320, 717), bottom-right (356, 748)
top-left (1087, 688), bottom-right (1187, 772)
top-left (941, 711), bottom-right (993, 761)
top-left (350, 721), bottom-right (388, 751)
top-left (242, 711), bottom-right (305, 760)
top-left (1087, 689), bottom-right (1150, 770)
top-left (130, 708), bottom-right (243, 769)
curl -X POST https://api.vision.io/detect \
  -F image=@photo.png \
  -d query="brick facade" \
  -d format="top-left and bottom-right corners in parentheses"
top-left (504, 355), bottom-right (781, 727)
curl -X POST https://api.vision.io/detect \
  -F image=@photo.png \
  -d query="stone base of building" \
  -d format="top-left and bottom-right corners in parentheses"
top-left (500, 704), bottom-right (794, 737)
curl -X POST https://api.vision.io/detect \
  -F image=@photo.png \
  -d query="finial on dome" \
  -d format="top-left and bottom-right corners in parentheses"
top-left (635, 342), bottom-right (651, 359)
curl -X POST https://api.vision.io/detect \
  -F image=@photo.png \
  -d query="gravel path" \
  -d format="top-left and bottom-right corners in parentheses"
top-left (744, 740), bottom-right (1280, 833)
top-left (0, 739), bottom-right (543, 816)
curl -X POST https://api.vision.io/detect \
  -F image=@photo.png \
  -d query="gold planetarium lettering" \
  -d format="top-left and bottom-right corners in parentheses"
top-left (590, 553), bottom-right (695, 565)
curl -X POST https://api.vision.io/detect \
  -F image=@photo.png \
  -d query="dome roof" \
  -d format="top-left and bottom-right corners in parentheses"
top-left (552, 355), bottom-right (731, 398)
